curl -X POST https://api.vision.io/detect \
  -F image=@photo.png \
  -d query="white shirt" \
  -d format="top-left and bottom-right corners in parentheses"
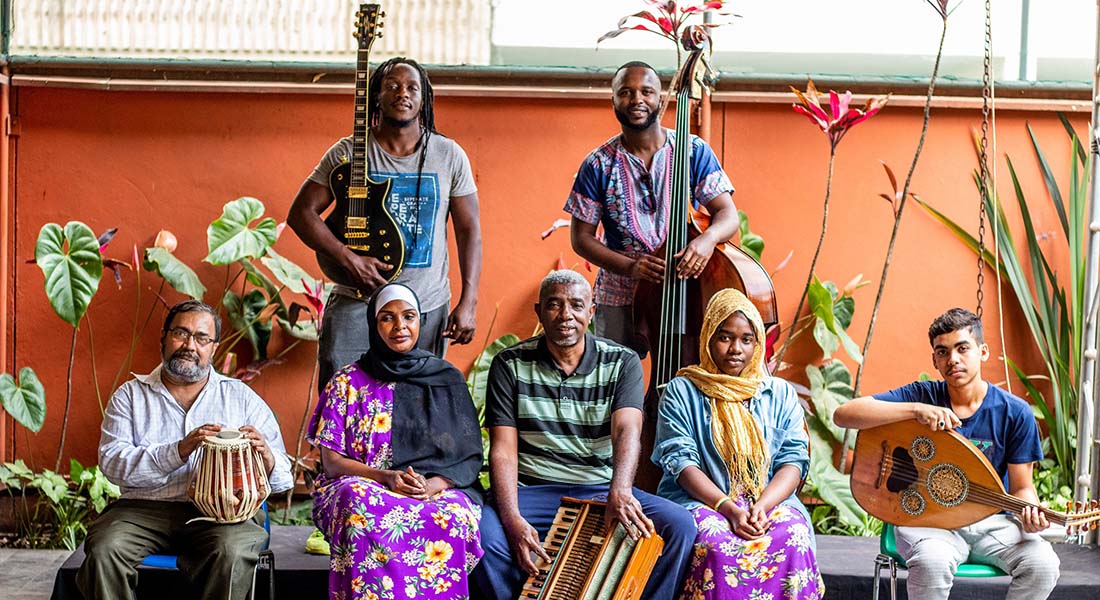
top-left (98, 365), bottom-right (294, 501)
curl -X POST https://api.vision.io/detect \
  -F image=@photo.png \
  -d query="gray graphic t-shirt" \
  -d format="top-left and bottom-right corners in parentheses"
top-left (308, 134), bottom-right (477, 312)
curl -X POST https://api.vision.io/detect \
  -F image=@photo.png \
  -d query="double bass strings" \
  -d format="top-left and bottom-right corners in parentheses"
top-left (656, 85), bottom-right (694, 387)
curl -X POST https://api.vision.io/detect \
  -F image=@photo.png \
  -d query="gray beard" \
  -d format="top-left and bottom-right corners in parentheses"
top-left (163, 355), bottom-right (210, 383)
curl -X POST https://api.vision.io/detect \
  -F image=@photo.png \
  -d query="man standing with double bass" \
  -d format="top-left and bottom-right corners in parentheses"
top-left (565, 60), bottom-right (740, 356)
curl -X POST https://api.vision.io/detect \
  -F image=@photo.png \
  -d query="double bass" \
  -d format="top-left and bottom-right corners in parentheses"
top-left (633, 28), bottom-right (778, 490)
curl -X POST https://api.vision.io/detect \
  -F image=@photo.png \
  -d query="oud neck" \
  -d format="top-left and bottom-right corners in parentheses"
top-left (351, 47), bottom-right (371, 188)
top-left (972, 486), bottom-right (1075, 525)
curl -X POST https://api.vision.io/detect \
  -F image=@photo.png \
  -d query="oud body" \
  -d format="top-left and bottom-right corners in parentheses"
top-left (851, 419), bottom-right (1100, 532)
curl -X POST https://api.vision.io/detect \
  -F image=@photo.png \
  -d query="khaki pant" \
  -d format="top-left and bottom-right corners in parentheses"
top-left (896, 514), bottom-right (1060, 600)
top-left (76, 499), bottom-right (268, 600)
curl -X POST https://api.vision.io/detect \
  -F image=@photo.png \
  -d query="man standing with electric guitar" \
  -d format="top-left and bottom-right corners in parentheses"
top-left (288, 52), bottom-right (482, 393)
top-left (834, 308), bottom-right (1060, 600)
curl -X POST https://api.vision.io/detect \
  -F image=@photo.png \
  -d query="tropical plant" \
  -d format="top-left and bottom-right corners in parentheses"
top-left (0, 458), bottom-right (120, 550)
top-left (917, 116), bottom-right (1087, 492)
top-left (29, 196), bottom-right (322, 473)
top-left (789, 279), bottom-right (876, 535)
top-left (33, 222), bottom-right (104, 469)
top-left (736, 209), bottom-right (764, 263)
top-left (0, 367), bottom-right (46, 433)
top-left (598, 1), bottom-right (731, 67)
top-left (853, 0), bottom-right (953, 400)
top-left (773, 81), bottom-right (887, 369)
top-left (466, 324), bottom-right (522, 490)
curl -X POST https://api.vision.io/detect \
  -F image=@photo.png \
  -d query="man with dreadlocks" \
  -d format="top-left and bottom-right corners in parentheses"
top-left (289, 57), bottom-right (482, 392)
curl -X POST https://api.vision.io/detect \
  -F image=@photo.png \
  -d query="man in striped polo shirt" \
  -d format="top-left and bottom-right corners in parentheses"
top-left (472, 270), bottom-right (695, 600)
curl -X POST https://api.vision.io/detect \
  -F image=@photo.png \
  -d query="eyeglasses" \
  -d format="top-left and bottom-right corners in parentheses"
top-left (166, 327), bottom-right (216, 347)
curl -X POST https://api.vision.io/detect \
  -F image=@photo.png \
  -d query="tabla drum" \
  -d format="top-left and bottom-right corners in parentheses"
top-left (187, 429), bottom-right (270, 524)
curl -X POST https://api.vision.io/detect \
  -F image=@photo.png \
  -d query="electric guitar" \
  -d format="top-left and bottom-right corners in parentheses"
top-left (323, 3), bottom-right (405, 284)
top-left (850, 419), bottom-right (1100, 534)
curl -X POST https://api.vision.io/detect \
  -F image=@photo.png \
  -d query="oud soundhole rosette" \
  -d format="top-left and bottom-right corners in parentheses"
top-left (927, 463), bottom-right (968, 507)
top-left (911, 436), bottom-right (935, 462)
top-left (900, 489), bottom-right (926, 516)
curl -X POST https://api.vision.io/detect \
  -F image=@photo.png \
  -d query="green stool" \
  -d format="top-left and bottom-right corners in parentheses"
top-left (873, 522), bottom-right (1007, 600)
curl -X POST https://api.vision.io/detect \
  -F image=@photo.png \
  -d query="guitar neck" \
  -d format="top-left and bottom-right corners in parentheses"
top-left (351, 45), bottom-right (371, 188)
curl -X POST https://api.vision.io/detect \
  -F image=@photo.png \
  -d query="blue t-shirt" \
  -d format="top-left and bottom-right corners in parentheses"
top-left (872, 380), bottom-right (1042, 490)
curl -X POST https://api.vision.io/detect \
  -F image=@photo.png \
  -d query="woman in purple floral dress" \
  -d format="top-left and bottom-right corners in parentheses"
top-left (308, 284), bottom-right (484, 600)
top-left (653, 289), bottom-right (824, 600)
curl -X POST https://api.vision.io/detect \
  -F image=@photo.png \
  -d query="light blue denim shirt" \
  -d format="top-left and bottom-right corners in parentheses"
top-left (652, 375), bottom-right (811, 520)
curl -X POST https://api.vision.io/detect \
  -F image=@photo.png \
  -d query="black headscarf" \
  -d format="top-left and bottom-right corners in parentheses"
top-left (357, 284), bottom-right (484, 503)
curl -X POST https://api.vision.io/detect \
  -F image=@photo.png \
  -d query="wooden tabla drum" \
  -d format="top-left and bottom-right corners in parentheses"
top-left (187, 429), bottom-right (270, 524)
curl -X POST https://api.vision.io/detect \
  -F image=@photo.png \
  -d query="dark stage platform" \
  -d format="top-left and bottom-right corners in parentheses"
top-left (52, 526), bottom-right (1100, 599)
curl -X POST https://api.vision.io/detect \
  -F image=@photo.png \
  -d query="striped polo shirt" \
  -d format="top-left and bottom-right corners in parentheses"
top-left (485, 333), bottom-right (644, 485)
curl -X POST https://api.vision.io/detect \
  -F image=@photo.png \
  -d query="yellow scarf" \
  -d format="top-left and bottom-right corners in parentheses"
top-left (676, 288), bottom-right (770, 500)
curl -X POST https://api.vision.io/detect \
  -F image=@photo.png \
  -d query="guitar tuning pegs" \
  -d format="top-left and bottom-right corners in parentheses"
top-left (380, 11), bottom-right (387, 17)
top-left (355, 11), bottom-right (362, 18)
top-left (353, 31), bottom-right (360, 38)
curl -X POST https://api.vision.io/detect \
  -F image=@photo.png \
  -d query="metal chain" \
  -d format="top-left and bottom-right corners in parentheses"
top-left (976, 0), bottom-right (993, 318)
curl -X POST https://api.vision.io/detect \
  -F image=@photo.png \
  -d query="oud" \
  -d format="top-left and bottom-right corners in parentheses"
top-left (851, 419), bottom-right (1100, 534)
top-left (324, 3), bottom-right (405, 283)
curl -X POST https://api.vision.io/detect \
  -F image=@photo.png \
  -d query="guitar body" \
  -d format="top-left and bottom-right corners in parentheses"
top-left (320, 4), bottom-right (405, 285)
top-left (324, 162), bottom-right (404, 282)
top-left (851, 420), bottom-right (1007, 530)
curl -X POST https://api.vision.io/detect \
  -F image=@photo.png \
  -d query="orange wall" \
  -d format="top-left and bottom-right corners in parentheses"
top-left (3, 84), bottom-right (1084, 468)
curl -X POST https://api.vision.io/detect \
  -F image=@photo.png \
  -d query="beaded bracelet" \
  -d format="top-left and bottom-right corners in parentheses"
top-left (712, 496), bottom-right (732, 511)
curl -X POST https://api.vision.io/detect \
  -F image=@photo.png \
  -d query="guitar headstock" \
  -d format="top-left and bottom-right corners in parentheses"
top-left (675, 25), bottom-right (714, 102)
top-left (1065, 499), bottom-right (1100, 538)
top-left (353, 3), bottom-right (385, 52)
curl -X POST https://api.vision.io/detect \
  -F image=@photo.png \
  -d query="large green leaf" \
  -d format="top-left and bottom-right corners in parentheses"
top-left (807, 279), bottom-right (862, 363)
top-left (223, 289), bottom-right (273, 359)
top-left (205, 197), bottom-right (278, 265)
top-left (261, 248), bottom-right (320, 295)
top-left (0, 365), bottom-right (45, 431)
top-left (466, 334), bottom-right (521, 419)
top-left (143, 247), bottom-right (206, 300)
top-left (806, 360), bottom-right (852, 445)
top-left (737, 209), bottom-right (764, 262)
top-left (31, 469), bottom-right (70, 505)
top-left (277, 315), bottom-right (319, 342)
top-left (805, 417), bottom-right (866, 529)
top-left (812, 318), bottom-right (839, 359)
top-left (0, 367), bottom-right (46, 433)
top-left (35, 222), bottom-right (102, 326)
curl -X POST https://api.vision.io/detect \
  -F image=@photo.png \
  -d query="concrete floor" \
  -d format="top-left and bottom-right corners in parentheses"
top-left (0, 548), bottom-right (71, 600)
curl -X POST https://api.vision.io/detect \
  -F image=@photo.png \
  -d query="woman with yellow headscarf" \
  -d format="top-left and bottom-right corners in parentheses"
top-left (652, 288), bottom-right (823, 600)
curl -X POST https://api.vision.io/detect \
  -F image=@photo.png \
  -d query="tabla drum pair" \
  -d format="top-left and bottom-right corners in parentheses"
top-left (187, 429), bottom-right (270, 524)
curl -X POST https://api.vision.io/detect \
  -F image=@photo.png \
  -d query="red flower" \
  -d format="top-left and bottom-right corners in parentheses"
top-left (598, 1), bottom-right (729, 45)
top-left (302, 278), bottom-right (325, 323)
top-left (791, 78), bottom-right (889, 150)
top-left (926, 0), bottom-right (950, 20)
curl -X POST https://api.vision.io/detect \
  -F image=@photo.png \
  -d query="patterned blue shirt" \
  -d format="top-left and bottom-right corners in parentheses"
top-left (564, 129), bottom-right (734, 306)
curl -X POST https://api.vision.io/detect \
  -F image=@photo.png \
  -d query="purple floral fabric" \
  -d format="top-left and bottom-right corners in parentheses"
top-left (308, 364), bottom-right (483, 599)
top-left (679, 498), bottom-right (824, 600)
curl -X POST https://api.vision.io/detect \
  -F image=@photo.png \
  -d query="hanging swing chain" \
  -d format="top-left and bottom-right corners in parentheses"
top-left (976, 0), bottom-right (993, 319)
